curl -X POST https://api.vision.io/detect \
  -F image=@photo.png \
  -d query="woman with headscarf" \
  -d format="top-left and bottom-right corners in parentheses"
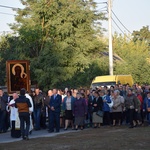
top-left (125, 89), bottom-right (138, 128)
top-left (92, 91), bottom-right (103, 128)
top-left (112, 90), bottom-right (124, 126)
top-left (73, 93), bottom-right (87, 130)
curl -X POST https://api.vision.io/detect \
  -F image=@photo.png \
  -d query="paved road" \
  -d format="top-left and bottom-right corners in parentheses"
top-left (0, 129), bottom-right (77, 144)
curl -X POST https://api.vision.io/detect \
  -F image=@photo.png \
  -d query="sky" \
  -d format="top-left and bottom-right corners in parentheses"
top-left (0, 0), bottom-right (150, 34)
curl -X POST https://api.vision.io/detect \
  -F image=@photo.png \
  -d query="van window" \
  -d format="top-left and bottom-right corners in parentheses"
top-left (91, 82), bottom-right (116, 89)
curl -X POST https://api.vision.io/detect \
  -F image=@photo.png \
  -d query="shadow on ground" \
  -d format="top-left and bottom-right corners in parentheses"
top-left (0, 126), bottom-right (150, 150)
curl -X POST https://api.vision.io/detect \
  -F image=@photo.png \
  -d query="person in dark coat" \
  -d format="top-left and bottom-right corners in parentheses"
top-left (45, 90), bottom-right (53, 130)
top-left (92, 91), bottom-right (103, 128)
top-left (73, 93), bottom-right (87, 130)
top-left (125, 88), bottom-right (138, 128)
top-left (15, 88), bottom-right (32, 140)
top-left (0, 88), bottom-right (8, 133)
top-left (33, 88), bottom-right (44, 130)
top-left (49, 89), bottom-right (62, 133)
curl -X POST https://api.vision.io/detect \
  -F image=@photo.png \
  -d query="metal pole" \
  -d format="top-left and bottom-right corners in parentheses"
top-left (108, 0), bottom-right (113, 75)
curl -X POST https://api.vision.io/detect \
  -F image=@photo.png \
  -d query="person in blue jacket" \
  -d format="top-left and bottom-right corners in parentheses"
top-left (63, 91), bottom-right (75, 130)
top-left (48, 89), bottom-right (62, 133)
top-left (143, 92), bottom-right (150, 125)
top-left (99, 90), bottom-right (111, 126)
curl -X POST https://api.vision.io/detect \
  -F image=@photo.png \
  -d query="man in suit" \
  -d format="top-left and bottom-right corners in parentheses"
top-left (48, 89), bottom-right (62, 133)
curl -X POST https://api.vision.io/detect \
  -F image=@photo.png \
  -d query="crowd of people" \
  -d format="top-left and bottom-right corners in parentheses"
top-left (0, 83), bottom-right (150, 140)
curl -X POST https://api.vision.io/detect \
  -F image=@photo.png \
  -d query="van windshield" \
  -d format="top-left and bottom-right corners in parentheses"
top-left (91, 82), bottom-right (116, 89)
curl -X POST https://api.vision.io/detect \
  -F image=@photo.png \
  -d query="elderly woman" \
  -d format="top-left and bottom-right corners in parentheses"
top-left (112, 90), bottom-right (124, 126)
top-left (73, 93), bottom-right (87, 130)
top-left (92, 91), bottom-right (103, 128)
top-left (125, 89), bottom-right (138, 128)
top-left (99, 90), bottom-right (111, 126)
top-left (63, 91), bottom-right (75, 130)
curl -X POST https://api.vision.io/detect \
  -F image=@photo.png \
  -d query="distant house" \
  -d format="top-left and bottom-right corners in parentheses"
top-left (100, 51), bottom-right (124, 62)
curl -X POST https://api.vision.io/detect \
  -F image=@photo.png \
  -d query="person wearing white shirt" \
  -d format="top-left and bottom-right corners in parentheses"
top-left (25, 92), bottom-right (34, 133)
top-left (8, 93), bottom-right (21, 138)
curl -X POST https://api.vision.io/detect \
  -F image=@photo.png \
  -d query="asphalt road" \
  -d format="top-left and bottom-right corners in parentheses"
top-left (0, 128), bottom-right (77, 144)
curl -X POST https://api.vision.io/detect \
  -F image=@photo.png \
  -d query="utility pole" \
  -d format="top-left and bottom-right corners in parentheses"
top-left (108, 0), bottom-right (113, 75)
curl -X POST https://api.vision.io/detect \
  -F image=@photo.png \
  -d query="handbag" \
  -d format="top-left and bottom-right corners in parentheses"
top-left (96, 110), bottom-right (104, 117)
top-left (107, 100), bottom-right (113, 108)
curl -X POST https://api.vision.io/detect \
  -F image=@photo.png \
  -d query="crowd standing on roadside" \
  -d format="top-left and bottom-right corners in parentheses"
top-left (1, 83), bottom-right (150, 140)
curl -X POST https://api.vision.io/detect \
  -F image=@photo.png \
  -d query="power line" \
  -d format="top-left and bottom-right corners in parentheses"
top-left (112, 10), bottom-right (132, 34)
top-left (112, 17), bottom-right (126, 34)
top-left (0, 4), bottom-right (20, 10)
top-left (112, 17), bottom-right (132, 40)
top-left (95, 2), bottom-right (107, 4)
top-left (112, 25), bottom-right (118, 33)
top-left (0, 12), bottom-right (16, 16)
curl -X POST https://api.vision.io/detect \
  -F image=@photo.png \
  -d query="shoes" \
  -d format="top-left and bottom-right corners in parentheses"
top-left (48, 130), bottom-right (54, 133)
top-left (64, 128), bottom-right (67, 131)
top-left (129, 126), bottom-right (134, 128)
top-left (93, 126), bottom-right (97, 128)
top-left (22, 136), bottom-right (29, 140)
top-left (29, 131), bottom-right (32, 135)
top-left (25, 136), bottom-right (29, 140)
top-left (0, 130), bottom-right (7, 133)
top-left (55, 131), bottom-right (59, 133)
top-left (34, 128), bottom-right (40, 131)
top-left (75, 128), bottom-right (78, 130)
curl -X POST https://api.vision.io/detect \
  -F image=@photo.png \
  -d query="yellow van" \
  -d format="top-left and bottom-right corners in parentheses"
top-left (91, 75), bottom-right (134, 89)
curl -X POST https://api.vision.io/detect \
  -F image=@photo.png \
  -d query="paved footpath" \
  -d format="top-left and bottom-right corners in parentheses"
top-left (0, 129), bottom-right (77, 144)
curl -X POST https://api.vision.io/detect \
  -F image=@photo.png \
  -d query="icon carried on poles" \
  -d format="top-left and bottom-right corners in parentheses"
top-left (6, 60), bottom-right (31, 94)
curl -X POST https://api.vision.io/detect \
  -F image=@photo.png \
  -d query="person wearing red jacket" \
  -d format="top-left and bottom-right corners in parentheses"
top-left (136, 88), bottom-right (144, 125)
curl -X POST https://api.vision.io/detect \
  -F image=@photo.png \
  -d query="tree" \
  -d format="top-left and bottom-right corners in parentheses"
top-left (113, 33), bottom-right (150, 84)
top-left (0, 35), bottom-right (20, 85)
top-left (8, 0), bottom-right (106, 90)
top-left (132, 26), bottom-right (150, 49)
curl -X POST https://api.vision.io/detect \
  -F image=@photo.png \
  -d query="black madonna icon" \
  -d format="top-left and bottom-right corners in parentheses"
top-left (6, 60), bottom-right (30, 94)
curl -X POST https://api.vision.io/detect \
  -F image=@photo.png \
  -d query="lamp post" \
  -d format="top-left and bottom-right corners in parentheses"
top-left (108, 0), bottom-right (113, 75)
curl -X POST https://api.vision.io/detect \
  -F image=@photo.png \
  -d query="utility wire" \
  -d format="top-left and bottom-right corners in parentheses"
top-left (112, 10), bottom-right (132, 34)
top-left (112, 17), bottom-right (126, 34)
top-left (95, 2), bottom-right (107, 4)
top-left (112, 17), bottom-right (132, 40)
top-left (0, 4), bottom-right (20, 10)
top-left (112, 25), bottom-right (118, 33)
top-left (0, 12), bottom-right (16, 16)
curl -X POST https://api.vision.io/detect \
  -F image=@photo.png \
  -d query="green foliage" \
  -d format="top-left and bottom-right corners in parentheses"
top-left (0, 35), bottom-right (21, 85)
top-left (132, 26), bottom-right (150, 48)
top-left (113, 33), bottom-right (150, 84)
top-left (1, 0), bottom-right (106, 90)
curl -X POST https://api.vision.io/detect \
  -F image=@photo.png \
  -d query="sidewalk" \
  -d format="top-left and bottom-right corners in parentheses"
top-left (0, 129), bottom-right (77, 144)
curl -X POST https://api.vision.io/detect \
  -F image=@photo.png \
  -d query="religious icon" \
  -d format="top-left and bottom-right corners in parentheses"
top-left (6, 60), bottom-right (31, 94)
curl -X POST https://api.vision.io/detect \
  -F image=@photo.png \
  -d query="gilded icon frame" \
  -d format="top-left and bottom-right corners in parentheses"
top-left (6, 60), bottom-right (31, 94)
